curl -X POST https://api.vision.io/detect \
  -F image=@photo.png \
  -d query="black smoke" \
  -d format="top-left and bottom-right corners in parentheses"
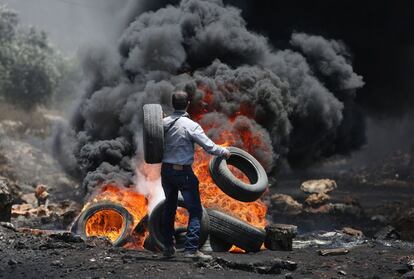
top-left (54, 0), bottom-right (365, 192)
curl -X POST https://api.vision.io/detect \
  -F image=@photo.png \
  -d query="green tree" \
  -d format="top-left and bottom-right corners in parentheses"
top-left (0, 5), bottom-right (65, 110)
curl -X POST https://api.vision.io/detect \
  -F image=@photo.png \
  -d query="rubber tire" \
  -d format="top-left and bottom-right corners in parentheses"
top-left (148, 197), bottom-right (210, 251)
top-left (209, 235), bottom-right (233, 252)
top-left (75, 202), bottom-right (134, 247)
top-left (208, 209), bottom-right (265, 252)
top-left (143, 104), bottom-right (164, 164)
top-left (209, 147), bottom-right (268, 202)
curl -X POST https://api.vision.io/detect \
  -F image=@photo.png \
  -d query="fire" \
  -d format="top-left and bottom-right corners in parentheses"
top-left (81, 83), bottom-right (268, 252)
top-left (191, 83), bottom-right (267, 230)
top-left (84, 184), bottom-right (149, 247)
top-left (85, 209), bottom-right (124, 242)
top-left (191, 83), bottom-right (268, 252)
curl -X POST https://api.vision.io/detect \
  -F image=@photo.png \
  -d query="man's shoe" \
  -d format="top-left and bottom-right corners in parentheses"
top-left (183, 250), bottom-right (212, 261)
top-left (162, 247), bottom-right (175, 258)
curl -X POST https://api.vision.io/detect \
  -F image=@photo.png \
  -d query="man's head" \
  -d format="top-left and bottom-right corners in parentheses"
top-left (172, 90), bottom-right (189, 111)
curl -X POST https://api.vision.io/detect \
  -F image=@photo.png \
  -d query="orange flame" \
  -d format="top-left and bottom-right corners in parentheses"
top-left (82, 83), bottom-right (268, 252)
top-left (83, 184), bottom-right (149, 248)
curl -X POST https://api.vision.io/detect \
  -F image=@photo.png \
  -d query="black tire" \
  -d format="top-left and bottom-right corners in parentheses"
top-left (148, 197), bottom-right (210, 251)
top-left (208, 209), bottom-right (265, 252)
top-left (209, 235), bottom-right (233, 252)
top-left (143, 104), bottom-right (164, 164)
top-left (75, 202), bottom-right (134, 247)
top-left (209, 147), bottom-right (268, 202)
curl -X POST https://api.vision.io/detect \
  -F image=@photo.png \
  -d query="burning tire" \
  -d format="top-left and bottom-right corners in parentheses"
top-left (209, 235), bottom-right (233, 252)
top-left (75, 202), bottom-right (134, 247)
top-left (208, 209), bottom-right (265, 252)
top-left (209, 147), bottom-right (268, 202)
top-left (148, 198), bottom-right (210, 250)
top-left (143, 104), bottom-right (164, 164)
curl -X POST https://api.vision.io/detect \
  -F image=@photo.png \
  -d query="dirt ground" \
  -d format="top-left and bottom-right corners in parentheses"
top-left (1, 109), bottom-right (414, 279)
top-left (1, 223), bottom-right (413, 279)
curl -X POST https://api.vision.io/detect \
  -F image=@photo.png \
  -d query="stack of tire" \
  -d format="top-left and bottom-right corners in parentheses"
top-left (143, 104), bottom-right (269, 252)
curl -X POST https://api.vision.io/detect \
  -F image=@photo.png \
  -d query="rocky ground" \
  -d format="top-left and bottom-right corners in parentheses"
top-left (1, 105), bottom-right (414, 278)
top-left (1, 222), bottom-right (414, 279)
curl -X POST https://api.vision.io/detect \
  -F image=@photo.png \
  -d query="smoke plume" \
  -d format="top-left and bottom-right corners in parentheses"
top-left (53, 0), bottom-right (364, 193)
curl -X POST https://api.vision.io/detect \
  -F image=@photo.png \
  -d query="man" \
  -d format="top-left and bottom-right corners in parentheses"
top-left (161, 90), bottom-right (230, 260)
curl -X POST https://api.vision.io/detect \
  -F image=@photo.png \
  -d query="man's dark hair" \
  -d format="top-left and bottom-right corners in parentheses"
top-left (172, 91), bottom-right (189, 110)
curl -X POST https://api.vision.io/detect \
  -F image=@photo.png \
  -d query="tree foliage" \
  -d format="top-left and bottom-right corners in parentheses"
top-left (0, 5), bottom-right (65, 110)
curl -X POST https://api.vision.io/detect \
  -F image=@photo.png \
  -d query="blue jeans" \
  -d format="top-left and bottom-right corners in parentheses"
top-left (161, 164), bottom-right (202, 252)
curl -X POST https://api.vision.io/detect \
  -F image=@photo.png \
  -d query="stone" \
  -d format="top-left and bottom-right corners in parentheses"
top-left (49, 232), bottom-right (84, 243)
top-left (0, 222), bottom-right (16, 231)
top-left (396, 264), bottom-right (411, 274)
top-left (342, 227), bottom-right (363, 237)
top-left (271, 194), bottom-right (303, 215)
top-left (20, 193), bottom-right (37, 207)
top-left (318, 248), bottom-right (349, 256)
top-left (8, 259), bottom-right (17, 265)
top-left (300, 179), bottom-right (337, 194)
top-left (304, 193), bottom-right (330, 207)
top-left (86, 236), bottom-right (112, 248)
top-left (374, 225), bottom-right (400, 240)
top-left (304, 204), bottom-right (333, 214)
top-left (0, 179), bottom-right (13, 222)
top-left (331, 203), bottom-right (362, 217)
top-left (403, 271), bottom-right (414, 279)
top-left (264, 224), bottom-right (297, 251)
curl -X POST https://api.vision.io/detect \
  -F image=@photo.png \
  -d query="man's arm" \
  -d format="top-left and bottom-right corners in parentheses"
top-left (188, 124), bottom-right (230, 158)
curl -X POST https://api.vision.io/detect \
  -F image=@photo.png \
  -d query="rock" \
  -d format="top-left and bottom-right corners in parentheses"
top-left (49, 232), bottom-right (84, 243)
top-left (11, 203), bottom-right (36, 217)
top-left (374, 225), bottom-right (400, 240)
top-left (8, 259), bottom-right (18, 265)
top-left (271, 194), bottom-right (303, 215)
top-left (20, 193), bottom-right (37, 207)
top-left (198, 258), bottom-right (297, 274)
top-left (300, 179), bottom-right (337, 194)
top-left (51, 260), bottom-right (63, 267)
top-left (342, 227), bottom-right (363, 237)
top-left (0, 222), bottom-right (16, 231)
top-left (264, 224), bottom-right (297, 251)
top-left (0, 179), bottom-right (13, 222)
top-left (331, 203), bottom-right (363, 216)
top-left (304, 193), bottom-right (330, 207)
top-left (396, 264), bottom-right (411, 274)
top-left (403, 271), bottom-right (414, 279)
top-left (304, 204), bottom-right (333, 214)
top-left (408, 260), bottom-right (414, 270)
top-left (0, 120), bottom-right (24, 135)
top-left (86, 236), bottom-right (112, 248)
top-left (393, 207), bottom-right (414, 241)
top-left (318, 248), bottom-right (349, 256)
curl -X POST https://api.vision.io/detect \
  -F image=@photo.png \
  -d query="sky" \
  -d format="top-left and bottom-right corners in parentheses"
top-left (0, 0), bottom-right (138, 53)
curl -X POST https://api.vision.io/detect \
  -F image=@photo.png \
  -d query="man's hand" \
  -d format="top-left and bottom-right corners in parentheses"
top-left (224, 148), bottom-right (231, 159)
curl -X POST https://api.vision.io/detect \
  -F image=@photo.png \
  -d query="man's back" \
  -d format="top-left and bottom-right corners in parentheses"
top-left (163, 111), bottom-right (228, 165)
top-left (163, 111), bottom-right (197, 165)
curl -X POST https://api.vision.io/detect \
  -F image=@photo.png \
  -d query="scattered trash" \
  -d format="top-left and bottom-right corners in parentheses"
top-left (318, 248), bottom-right (349, 256)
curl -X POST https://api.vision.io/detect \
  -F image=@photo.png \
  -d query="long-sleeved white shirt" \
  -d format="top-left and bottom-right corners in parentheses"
top-left (162, 111), bottom-right (228, 165)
